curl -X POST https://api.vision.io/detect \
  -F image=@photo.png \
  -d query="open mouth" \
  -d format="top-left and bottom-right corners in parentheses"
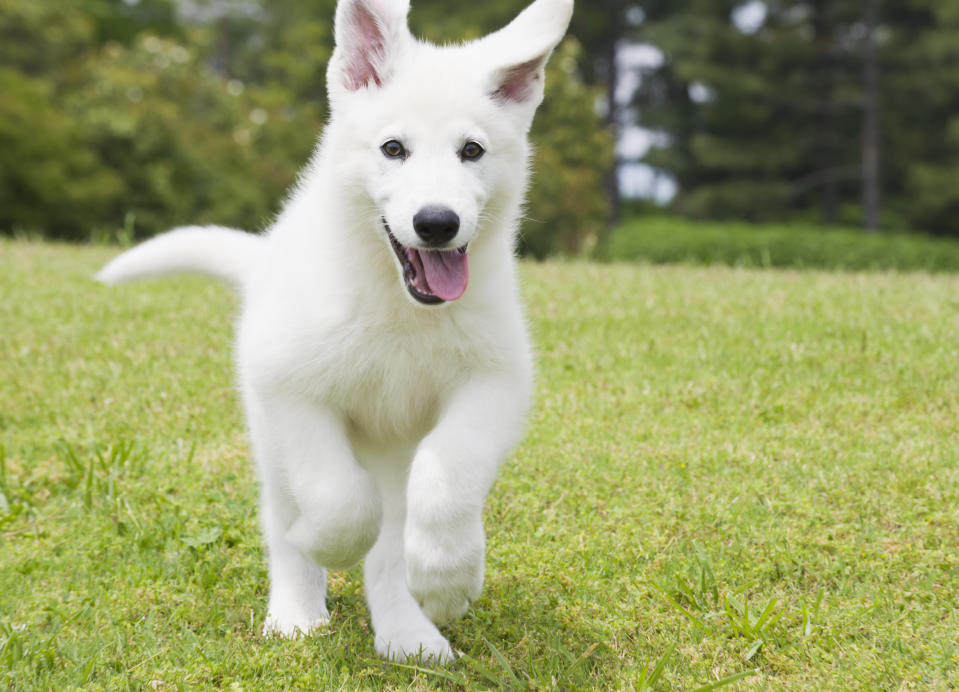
top-left (383, 220), bottom-right (469, 304)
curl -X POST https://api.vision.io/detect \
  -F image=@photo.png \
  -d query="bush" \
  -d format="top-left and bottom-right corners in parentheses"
top-left (0, 68), bottom-right (122, 237)
top-left (522, 38), bottom-right (614, 259)
top-left (71, 36), bottom-right (309, 240)
top-left (0, 1), bottom-right (612, 251)
top-left (602, 216), bottom-right (959, 273)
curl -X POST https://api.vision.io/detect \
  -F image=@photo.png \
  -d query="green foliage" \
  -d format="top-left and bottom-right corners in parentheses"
top-left (635, 0), bottom-right (959, 235)
top-left (72, 34), bottom-right (319, 238)
top-left (523, 39), bottom-right (614, 258)
top-left (0, 67), bottom-right (122, 236)
top-left (0, 0), bottom-right (311, 239)
top-left (636, 0), bottom-right (864, 225)
top-left (603, 215), bottom-right (959, 272)
top-left (0, 0), bottom-right (611, 255)
top-left (0, 0), bottom-right (97, 78)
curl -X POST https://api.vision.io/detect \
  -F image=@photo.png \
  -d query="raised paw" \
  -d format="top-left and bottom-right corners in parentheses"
top-left (405, 518), bottom-right (485, 626)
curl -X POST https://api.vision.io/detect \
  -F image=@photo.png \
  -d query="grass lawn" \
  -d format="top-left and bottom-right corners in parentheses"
top-left (2, 239), bottom-right (958, 689)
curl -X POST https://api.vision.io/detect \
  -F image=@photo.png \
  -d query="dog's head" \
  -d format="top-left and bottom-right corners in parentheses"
top-left (325, 0), bottom-right (573, 305)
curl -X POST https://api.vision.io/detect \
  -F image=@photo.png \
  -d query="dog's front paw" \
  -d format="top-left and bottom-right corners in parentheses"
top-left (375, 623), bottom-right (455, 664)
top-left (262, 605), bottom-right (330, 639)
top-left (405, 517), bottom-right (484, 626)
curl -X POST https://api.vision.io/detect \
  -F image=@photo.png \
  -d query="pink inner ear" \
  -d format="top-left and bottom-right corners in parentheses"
top-left (343, 3), bottom-right (388, 91)
top-left (491, 58), bottom-right (543, 103)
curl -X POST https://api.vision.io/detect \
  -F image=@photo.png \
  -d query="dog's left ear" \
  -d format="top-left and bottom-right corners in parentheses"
top-left (328, 0), bottom-right (411, 98)
top-left (481, 0), bottom-right (573, 119)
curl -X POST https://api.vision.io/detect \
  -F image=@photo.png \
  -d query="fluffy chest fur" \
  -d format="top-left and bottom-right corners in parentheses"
top-left (237, 265), bottom-right (525, 445)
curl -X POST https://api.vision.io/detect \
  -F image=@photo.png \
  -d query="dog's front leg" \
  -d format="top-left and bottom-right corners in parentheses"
top-left (249, 391), bottom-right (383, 635)
top-left (405, 374), bottom-right (530, 626)
top-left (364, 453), bottom-right (456, 663)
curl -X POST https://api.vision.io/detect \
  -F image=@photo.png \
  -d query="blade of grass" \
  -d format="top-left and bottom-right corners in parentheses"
top-left (483, 637), bottom-right (519, 684)
top-left (653, 582), bottom-right (707, 629)
top-left (744, 638), bottom-right (763, 661)
top-left (562, 641), bottom-right (600, 678)
top-left (372, 658), bottom-right (467, 684)
top-left (690, 668), bottom-right (759, 691)
top-left (640, 642), bottom-right (675, 689)
top-left (754, 597), bottom-right (783, 632)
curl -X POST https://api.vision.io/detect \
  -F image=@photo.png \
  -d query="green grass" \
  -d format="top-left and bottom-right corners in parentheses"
top-left (2, 239), bottom-right (958, 689)
top-left (603, 216), bottom-right (959, 273)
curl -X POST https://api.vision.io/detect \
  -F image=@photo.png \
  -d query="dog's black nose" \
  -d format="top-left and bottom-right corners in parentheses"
top-left (413, 206), bottom-right (460, 246)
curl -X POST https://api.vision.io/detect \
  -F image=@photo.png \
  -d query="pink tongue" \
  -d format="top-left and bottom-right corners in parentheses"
top-left (418, 249), bottom-right (469, 301)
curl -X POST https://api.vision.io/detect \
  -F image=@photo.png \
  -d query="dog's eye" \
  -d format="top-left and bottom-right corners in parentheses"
top-left (460, 141), bottom-right (485, 161)
top-left (381, 140), bottom-right (407, 159)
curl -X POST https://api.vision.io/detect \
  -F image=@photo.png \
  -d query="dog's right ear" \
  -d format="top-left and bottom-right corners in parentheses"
top-left (328, 0), bottom-right (411, 97)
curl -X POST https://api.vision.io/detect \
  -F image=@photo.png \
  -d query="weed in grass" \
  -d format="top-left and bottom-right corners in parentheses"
top-left (53, 439), bottom-right (147, 509)
top-left (654, 546), bottom-right (789, 662)
top-left (723, 588), bottom-right (787, 661)
top-left (635, 643), bottom-right (759, 691)
top-left (181, 525), bottom-right (223, 550)
top-left (0, 622), bottom-right (58, 678)
top-left (689, 668), bottom-right (761, 691)
top-left (458, 636), bottom-right (606, 690)
top-left (800, 588), bottom-right (825, 641)
top-left (652, 543), bottom-right (724, 636)
top-left (636, 642), bottom-right (674, 690)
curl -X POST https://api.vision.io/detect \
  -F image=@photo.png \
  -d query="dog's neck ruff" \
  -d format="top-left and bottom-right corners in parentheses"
top-left (383, 221), bottom-right (469, 304)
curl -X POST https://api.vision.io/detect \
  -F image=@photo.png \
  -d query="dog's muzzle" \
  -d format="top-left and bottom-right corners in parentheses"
top-left (383, 219), bottom-right (469, 304)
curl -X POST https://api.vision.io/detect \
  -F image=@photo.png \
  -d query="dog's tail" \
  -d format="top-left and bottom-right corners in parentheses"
top-left (96, 226), bottom-right (262, 290)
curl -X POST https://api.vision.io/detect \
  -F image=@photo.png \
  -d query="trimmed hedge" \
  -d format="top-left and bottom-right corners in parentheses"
top-left (602, 216), bottom-right (959, 273)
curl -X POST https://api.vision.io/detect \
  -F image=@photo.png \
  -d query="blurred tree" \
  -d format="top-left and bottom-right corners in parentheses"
top-left (567, 0), bottom-right (634, 224)
top-left (0, 0), bottom-right (301, 238)
top-left (524, 39), bottom-right (614, 258)
top-left (861, 0), bottom-right (880, 231)
top-left (70, 35), bottom-right (287, 236)
top-left (0, 67), bottom-right (122, 236)
top-left (636, 0), bottom-right (867, 226)
top-left (897, 1), bottom-right (959, 235)
top-left (0, 0), bottom-right (614, 255)
top-left (0, 1), bottom-right (117, 236)
top-left (632, 0), bottom-right (959, 236)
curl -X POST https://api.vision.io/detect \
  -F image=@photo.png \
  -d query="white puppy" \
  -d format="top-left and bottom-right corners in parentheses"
top-left (97, 0), bottom-right (572, 663)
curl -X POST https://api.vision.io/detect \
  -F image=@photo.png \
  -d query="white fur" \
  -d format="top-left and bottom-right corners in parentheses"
top-left (97, 0), bottom-right (572, 663)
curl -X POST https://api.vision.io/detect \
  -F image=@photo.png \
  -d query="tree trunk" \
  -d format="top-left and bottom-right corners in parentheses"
top-left (604, 26), bottom-right (622, 225)
top-left (862, 0), bottom-right (881, 231)
top-left (814, 1), bottom-right (838, 226)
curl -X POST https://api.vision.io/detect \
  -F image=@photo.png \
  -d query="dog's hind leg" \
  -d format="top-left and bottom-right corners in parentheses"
top-left (363, 451), bottom-right (455, 663)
